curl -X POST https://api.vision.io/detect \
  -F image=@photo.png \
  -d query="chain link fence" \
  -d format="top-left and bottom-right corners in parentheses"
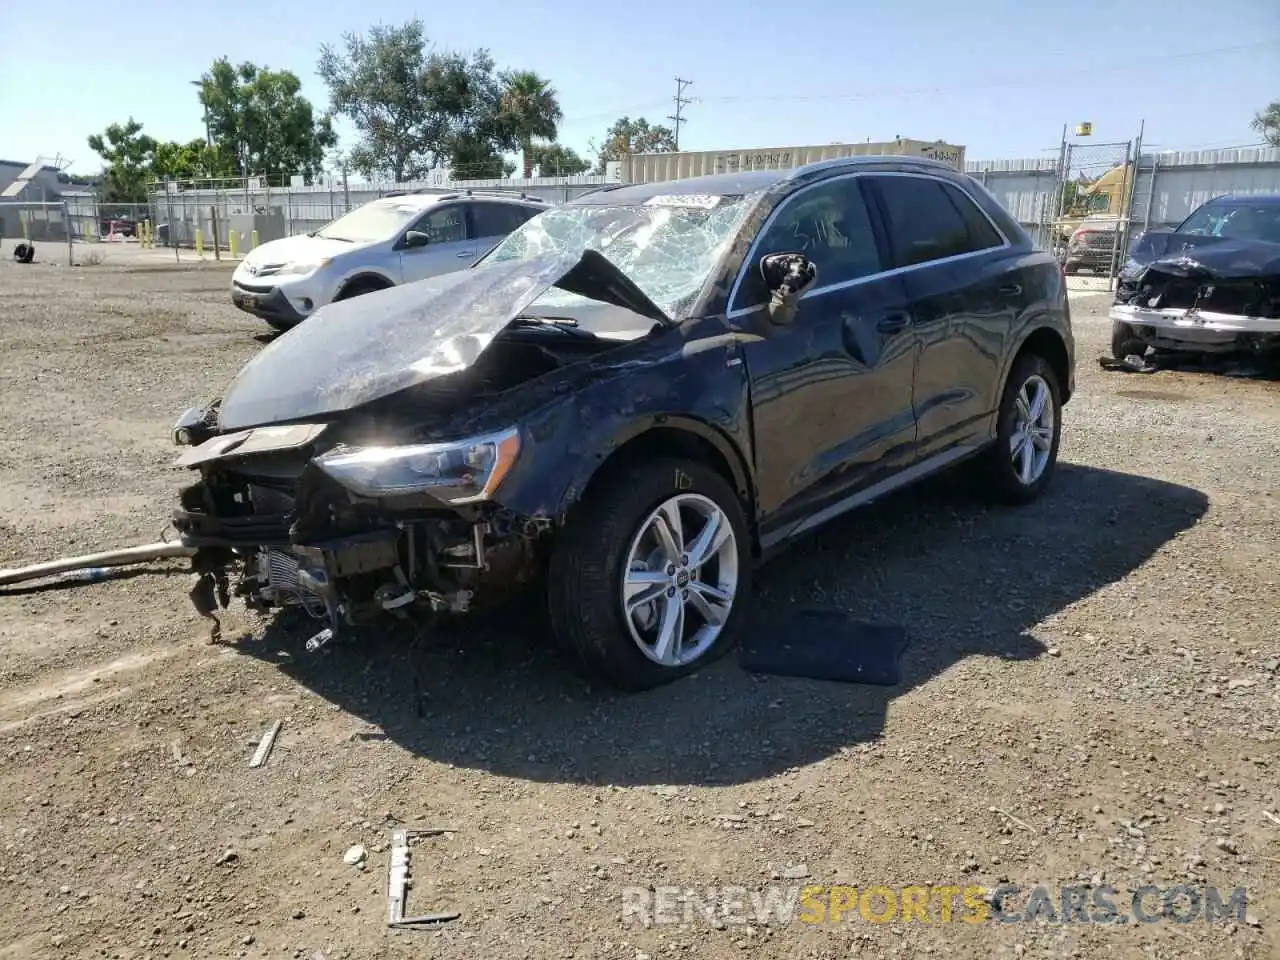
top-left (0, 201), bottom-right (76, 263)
top-left (144, 166), bottom-right (609, 257)
top-left (1049, 139), bottom-right (1135, 287)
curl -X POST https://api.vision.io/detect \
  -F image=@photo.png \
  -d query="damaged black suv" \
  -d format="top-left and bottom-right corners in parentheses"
top-left (171, 156), bottom-right (1075, 690)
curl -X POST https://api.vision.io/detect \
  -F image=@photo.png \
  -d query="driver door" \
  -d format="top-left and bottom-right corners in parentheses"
top-left (732, 175), bottom-right (919, 546)
top-left (397, 202), bottom-right (477, 283)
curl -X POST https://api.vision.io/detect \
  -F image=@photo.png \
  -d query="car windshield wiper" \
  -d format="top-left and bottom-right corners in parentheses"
top-left (316, 234), bottom-right (355, 242)
top-left (509, 315), bottom-right (593, 336)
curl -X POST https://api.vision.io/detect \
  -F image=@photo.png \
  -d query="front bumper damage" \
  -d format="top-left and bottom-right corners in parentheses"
top-left (1112, 244), bottom-right (1280, 356)
top-left (171, 421), bottom-right (552, 649)
top-left (1109, 304), bottom-right (1280, 354)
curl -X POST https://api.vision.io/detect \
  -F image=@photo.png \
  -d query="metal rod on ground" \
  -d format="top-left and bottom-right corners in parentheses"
top-left (0, 542), bottom-right (195, 587)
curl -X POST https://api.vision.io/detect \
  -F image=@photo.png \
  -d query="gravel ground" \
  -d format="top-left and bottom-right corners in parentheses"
top-left (0, 258), bottom-right (1277, 960)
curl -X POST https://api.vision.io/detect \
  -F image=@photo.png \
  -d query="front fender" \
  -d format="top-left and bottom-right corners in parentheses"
top-left (490, 330), bottom-right (755, 524)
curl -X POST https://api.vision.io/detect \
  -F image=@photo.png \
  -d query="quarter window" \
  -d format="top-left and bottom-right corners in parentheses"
top-left (735, 177), bottom-right (882, 310)
top-left (872, 176), bottom-right (1002, 267)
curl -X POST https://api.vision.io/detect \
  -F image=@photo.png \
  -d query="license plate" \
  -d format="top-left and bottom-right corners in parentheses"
top-left (232, 291), bottom-right (254, 308)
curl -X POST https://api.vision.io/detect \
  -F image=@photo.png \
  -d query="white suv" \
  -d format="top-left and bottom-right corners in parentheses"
top-left (229, 191), bottom-right (546, 331)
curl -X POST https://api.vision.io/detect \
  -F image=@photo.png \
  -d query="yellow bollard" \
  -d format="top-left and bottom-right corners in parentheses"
top-left (229, 230), bottom-right (238, 259)
top-left (250, 229), bottom-right (259, 251)
top-left (195, 229), bottom-right (204, 258)
top-left (139, 221), bottom-right (148, 248)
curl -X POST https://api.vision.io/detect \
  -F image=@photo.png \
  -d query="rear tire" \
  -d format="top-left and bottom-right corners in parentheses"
top-left (547, 457), bottom-right (751, 691)
top-left (978, 353), bottom-right (1062, 505)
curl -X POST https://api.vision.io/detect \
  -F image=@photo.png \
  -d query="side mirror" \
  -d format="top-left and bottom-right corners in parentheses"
top-left (758, 253), bottom-right (818, 325)
top-left (403, 230), bottom-right (430, 249)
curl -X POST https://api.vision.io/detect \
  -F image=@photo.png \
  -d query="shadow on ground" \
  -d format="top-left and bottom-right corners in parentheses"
top-left (236, 464), bottom-right (1207, 787)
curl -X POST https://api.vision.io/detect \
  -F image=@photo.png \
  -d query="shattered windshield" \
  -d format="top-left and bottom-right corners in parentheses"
top-left (485, 194), bottom-right (759, 316)
top-left (1178, 202), bottom-right (1280, 244)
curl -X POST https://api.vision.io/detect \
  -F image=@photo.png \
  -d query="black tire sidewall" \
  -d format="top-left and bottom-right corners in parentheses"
top-left (547, 458), bottom-right (752, 690)
top-left (1111, 321), bottom-right (1143, 359)
top-left (988, 355), bottom-right (1062, 503)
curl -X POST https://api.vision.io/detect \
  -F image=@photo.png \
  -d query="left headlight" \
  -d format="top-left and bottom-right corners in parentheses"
top-left (278, 259), bottom-right (331, 276)
top-left (315, 427), bottom-right (521, 503)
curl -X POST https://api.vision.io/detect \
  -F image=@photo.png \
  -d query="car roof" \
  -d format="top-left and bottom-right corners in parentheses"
top-left (368, 191), bottom-right (543, 210)
top-left (1207, 194), bottom-right (1280, 205)
top-left (568, 155), bottom-right (962, 206)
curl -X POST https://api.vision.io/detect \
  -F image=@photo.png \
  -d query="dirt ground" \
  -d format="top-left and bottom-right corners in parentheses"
top-left (0, 256), bottom-right (1276, 960)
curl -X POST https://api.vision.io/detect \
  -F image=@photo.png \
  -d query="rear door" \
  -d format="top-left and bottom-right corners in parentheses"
top-left (863, 173), bottom-right (1015, 455)
top-left (467, 201), bottom-right (541, 260)
top-left (397, 202), bottom-right (475, 283)
top-left (732, 174), bottom-right (918, 545)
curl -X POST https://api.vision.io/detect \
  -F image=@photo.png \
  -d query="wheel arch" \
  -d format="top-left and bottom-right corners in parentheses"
top-left (558, 416), bottom-right (757, 548)
top-left (1004, 323), bottom-right (1073, 404)
top-left (335, 271), bottom-right (396, 300)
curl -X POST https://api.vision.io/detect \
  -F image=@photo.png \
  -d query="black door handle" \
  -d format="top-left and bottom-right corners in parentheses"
top-left (876, 312), bottom-right (910, 334)
top-left (999, 283), bottom-right (1022, 297)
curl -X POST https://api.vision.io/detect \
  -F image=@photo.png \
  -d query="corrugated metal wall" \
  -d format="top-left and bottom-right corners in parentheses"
top-left (964, 147), bottom-right (1280, 241)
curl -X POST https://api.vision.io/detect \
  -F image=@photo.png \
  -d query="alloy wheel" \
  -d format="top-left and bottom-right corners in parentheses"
top-left (1010, 373), bottom-right (1055, 486)
top-left (620, 493), bottom-right (739, 668)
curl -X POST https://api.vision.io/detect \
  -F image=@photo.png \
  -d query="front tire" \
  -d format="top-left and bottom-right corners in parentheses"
top-left (547, 458), bottom-right (751, 691)
top-left (979, 354), bottom-right (1062, 505)
top-left (1111, 320), bottom-right (1145, 359)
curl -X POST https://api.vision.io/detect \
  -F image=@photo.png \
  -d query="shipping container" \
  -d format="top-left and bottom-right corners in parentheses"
top-left (609, 139), bottom-right (967, 185)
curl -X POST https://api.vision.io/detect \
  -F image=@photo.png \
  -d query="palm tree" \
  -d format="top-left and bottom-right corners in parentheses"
top-left (501, 71), bottom-right (563, 178)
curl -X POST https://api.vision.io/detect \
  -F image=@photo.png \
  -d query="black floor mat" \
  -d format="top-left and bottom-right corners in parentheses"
top-left (739, 608), bottom-right (909, 685)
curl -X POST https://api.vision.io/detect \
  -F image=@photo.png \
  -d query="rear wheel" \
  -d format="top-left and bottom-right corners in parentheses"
top-left (978, 353), bottom-right (1062, 505)
top-left (547, 458), bottom-right (751, 691)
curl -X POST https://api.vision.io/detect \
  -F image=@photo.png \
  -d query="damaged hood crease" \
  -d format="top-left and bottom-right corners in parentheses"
top-left (217, 250), bottom-right (670, 432)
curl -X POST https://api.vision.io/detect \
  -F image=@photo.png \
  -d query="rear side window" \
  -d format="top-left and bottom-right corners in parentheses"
top-left (872, 176), bottom-right (1002, 268)
top-left (470, 202), bottom-right (539, 239)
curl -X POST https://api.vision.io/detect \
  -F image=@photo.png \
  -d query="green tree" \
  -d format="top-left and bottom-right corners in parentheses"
top-left (87, 118), bottom-right (156, 203)
top-left (1251, 100), bottom-right (1280, 147)
top-left (593, 116), bottom-right (677, 173)
top-left (526, 142), bottom-right (590, 177)
top-left (500, 71), bottom-right (562, 178)
top-left (319, 21), bottom-right (520, 182)
top-left (198, 58), bottom-right (336, 181)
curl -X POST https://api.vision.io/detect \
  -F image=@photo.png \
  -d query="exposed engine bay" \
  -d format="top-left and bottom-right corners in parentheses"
top-left (172, 322), bottom-right (634, 649)
top-left (1112, 236), bottom-right (1280, 358)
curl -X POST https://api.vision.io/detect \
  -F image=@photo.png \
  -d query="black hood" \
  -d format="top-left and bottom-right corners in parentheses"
top-left (217, 249), bottom-right (670, 431)
top-left (1125, 231), bottom-right (1280, 280)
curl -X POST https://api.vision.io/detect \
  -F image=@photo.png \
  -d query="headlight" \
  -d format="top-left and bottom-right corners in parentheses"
top-left (278, 259), bottom-right (330, 276)
top-left (315, 427), bottom-right (521, 503)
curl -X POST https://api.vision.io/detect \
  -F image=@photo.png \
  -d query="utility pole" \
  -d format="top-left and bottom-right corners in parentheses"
top-left (668, 77), bottom-right (693, 151)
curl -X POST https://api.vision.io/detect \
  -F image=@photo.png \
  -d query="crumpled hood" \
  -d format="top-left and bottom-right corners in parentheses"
top-left (217, 249), bottom-right (670, 431)
top-left (1124, 232), bottom-right (1280, 280)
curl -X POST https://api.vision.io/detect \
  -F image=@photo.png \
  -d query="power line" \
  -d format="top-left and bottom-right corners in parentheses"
top-left (668, 77), bottom-right (693, 150)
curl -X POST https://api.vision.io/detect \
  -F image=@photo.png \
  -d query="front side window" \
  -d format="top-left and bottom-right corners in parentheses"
top-left (733, 177), bottom-right (883, 311)
top-left (409, 204), bottom-right (467, 245)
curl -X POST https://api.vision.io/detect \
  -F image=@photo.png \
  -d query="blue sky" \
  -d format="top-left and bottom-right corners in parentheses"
top-left (1, 0), bottom-right (1277, 174)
